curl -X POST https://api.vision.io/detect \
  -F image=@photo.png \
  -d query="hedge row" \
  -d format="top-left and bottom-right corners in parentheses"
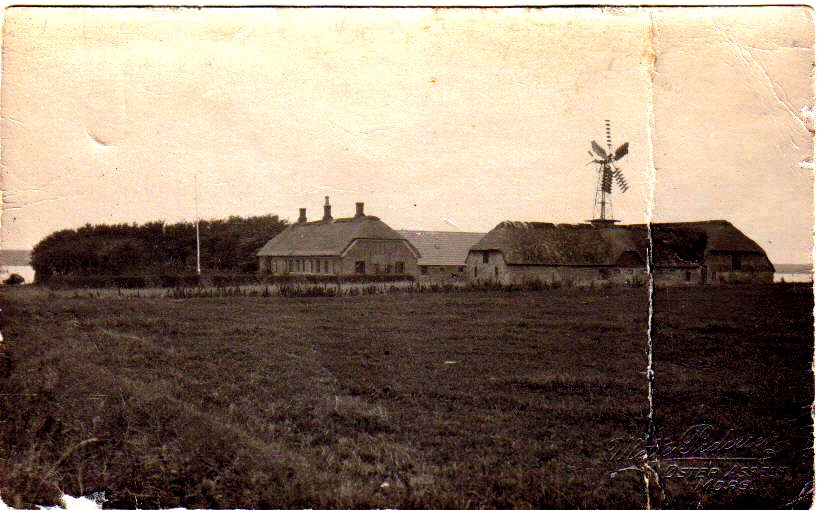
top-left (36, 273), bottom-right (415, 289)
top-left (36, 274), bottom-right (204, 289)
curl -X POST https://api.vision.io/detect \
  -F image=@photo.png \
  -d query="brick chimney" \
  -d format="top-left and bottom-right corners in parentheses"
top-left (298, 208), bottom-right (307, 223)
top-left (323, 196), bottom-right (332, 221)
top-left (355, 202), bottom-right (365, 218)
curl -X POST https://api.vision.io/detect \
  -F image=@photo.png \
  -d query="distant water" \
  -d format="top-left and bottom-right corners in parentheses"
top-left (774, 272), bottom-right (813, 283)
top-left (773, 264), bottom-right (812, 283)
top-left (1, 264), bottom-right (35, 283)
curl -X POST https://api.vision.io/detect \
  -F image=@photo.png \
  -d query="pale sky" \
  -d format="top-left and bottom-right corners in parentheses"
top-left (1, 7), bottom-right (814, 263)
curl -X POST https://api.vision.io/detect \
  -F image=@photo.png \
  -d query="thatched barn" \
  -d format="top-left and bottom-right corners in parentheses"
top-left (650, 221), bottom-right (775, 284)
top-left (257, 199), bottom-right (419, 277)
top-left (466, 220), bottom-right (773, 285)
top-left (398, 230), bottom-right (486, 281)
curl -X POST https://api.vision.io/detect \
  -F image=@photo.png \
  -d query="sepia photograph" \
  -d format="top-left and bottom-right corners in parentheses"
top-left (0, 6), bottom-right (814, 509)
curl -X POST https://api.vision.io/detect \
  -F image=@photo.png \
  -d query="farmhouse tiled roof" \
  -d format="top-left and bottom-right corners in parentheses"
top-left (398, 231), bottom-right (486, 266)
top-left (470, 220), bottom-right (771, 268)
top-left (257, 215), bottom-right (415, 257)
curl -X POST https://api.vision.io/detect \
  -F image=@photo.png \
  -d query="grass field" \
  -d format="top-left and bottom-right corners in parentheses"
top-left (0, 284), bottom-right (812, 509)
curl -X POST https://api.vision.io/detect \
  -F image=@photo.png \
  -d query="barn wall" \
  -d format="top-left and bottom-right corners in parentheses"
top-left (340, 239), bottom-right (418, 275)
top-left (466, 250), bottom-right (649, 285)
top-left (704, 252), bottom-right (774, 283)
top-left (466, 251), bottom-right (511, 283)
top-left (507, 265), bottom-right (648, 285)
top-left (653, 267), bottom-right (704, 285)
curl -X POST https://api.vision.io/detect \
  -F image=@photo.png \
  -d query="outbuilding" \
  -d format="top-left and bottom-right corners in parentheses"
top-left (398, 230), bottom-right (486, 281)
top-left (466, 220), bottom-right (773, 285)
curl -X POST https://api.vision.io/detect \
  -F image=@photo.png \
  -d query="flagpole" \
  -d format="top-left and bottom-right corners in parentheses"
top-left (195, 174), bottom-right (201, 275)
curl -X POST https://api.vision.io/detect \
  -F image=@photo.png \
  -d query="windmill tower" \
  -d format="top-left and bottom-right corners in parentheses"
top-left (588, 120), bottom-right (629, 226)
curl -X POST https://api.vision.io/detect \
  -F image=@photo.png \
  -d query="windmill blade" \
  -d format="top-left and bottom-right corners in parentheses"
top-left (613, 167), bottom-right (629, 192)
top-left (591, 140), bottom-right (608, 159)
top-left (614, 142), bottom-right (629, 161)
top-left (601, 166), bottom-right (613, 193)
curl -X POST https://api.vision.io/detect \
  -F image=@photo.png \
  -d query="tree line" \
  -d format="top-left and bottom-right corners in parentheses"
top-left (31, 215), bottom-right (287, 281)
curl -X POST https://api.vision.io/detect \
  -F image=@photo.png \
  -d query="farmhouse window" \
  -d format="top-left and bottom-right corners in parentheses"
top-left (685, 271), bottom-right (691, 282)
top-left (324, 260), bottom-right (329, 273)
top-left (355, 261), bottom-right (365, 274)
top-left (482, 252), bottom-right (489, 263)
top-left (395, 261), bottom-right (404, 274)
top-left (474, 267), bottom-right (478, 278)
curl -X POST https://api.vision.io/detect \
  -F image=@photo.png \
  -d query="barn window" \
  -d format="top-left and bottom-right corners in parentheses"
top-left (355, 261), bottom-right (365, 274)
top-left (395, 261), bottom-right (404, 274)
top-left (482, 252), bottom-right (489, 264)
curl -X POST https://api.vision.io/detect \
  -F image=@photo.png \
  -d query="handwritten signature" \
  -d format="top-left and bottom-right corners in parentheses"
top-left (608, 424), bottom-right (784, 492)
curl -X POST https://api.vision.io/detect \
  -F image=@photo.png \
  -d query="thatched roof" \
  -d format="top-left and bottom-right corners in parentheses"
top-left (399, 231), bottom-right (486, 266)
top-left (652, 221), bottom-right (767, 254)
top-left (470, 222), bottom-right (646, 267)
top-left (257, 215), bottom-right (417, 257)
top-left (470, 220), bottom-right (771, 268)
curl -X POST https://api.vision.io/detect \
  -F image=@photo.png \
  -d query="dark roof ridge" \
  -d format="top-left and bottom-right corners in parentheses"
top-left (295, 215), bottom-right (380, 226)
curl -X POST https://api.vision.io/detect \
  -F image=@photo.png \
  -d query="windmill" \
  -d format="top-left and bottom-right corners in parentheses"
top-left (588, 120), bottom-right (629, 225)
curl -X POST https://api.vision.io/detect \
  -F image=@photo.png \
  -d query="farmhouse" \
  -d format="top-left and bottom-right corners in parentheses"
top-left (466, 220), bottom-right (773, 285)
top-left (398, 230), bottom-right (486, 280)
top-left (257, 199), bottom-right (419, 277)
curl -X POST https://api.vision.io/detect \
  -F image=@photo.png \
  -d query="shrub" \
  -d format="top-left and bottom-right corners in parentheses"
top-left (3, 273), bottom-right (24, 285)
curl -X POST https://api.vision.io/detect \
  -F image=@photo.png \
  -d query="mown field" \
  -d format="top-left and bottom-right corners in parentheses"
top-left (0, 284), bottom-right (812, 509)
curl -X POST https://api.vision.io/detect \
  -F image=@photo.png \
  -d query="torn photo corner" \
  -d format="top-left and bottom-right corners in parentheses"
top-left (0, 6), bottom-right (814, 510)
